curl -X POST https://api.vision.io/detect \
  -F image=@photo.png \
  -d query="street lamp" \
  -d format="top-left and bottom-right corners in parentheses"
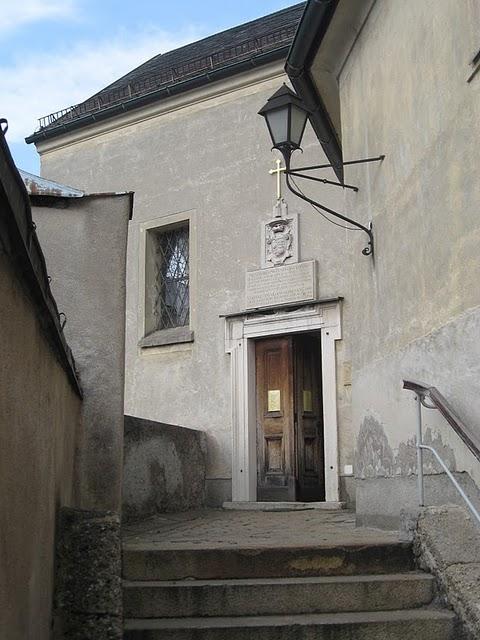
top-left (258, 84), bottom-right (384, 257)
top-left (258, 84), bottom-right (309, 168)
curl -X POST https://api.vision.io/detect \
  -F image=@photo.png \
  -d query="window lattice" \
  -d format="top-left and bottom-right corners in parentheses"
top-left (154, 225), bottom-right (189, 330)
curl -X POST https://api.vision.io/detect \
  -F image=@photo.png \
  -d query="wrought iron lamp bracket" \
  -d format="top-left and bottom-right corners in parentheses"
top-left (280, 152), bottom-right (384, 258)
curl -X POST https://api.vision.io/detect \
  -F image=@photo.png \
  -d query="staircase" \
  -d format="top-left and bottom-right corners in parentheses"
top-left (122, 510), bottom-right (459, 639)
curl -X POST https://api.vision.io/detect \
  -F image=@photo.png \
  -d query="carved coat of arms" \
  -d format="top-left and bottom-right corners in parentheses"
top-left (261, 199), bottom-right (299, 268)
top-left (266, 218), bottom-right (294, 265)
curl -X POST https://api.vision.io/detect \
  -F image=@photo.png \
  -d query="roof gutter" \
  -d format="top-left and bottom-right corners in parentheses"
top-left (26, 46), bottom-right (290, 145)
top-left (285, 0), bottom-right (342, 180)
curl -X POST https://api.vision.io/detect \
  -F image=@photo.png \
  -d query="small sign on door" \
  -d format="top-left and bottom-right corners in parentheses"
top-left (268, 389), bottom-right (281, 412)
top-left (303, 390), bottom-right (313, 412)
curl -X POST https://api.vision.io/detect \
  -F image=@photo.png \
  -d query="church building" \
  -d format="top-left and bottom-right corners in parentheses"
top-left (26, 0), bottom-right (480, 530)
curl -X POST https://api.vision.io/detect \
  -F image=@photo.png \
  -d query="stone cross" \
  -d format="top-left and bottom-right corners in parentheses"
top-left (269, 158), bottom-right (286, 200)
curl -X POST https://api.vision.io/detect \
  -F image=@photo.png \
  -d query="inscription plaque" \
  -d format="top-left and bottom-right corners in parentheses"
top-left (245, 260), bottom-right (316, 310)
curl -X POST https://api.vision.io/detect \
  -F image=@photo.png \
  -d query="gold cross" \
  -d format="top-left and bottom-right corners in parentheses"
top-left (269, 158), bottom-right (286, 200)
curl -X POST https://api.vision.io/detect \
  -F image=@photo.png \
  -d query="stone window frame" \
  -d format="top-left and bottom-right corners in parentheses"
top-left (138, 210), bottom-right (196, 349)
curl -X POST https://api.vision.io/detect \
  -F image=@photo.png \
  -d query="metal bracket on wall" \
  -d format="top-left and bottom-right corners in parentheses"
top-left (282, 155), bottom-right (385, 257)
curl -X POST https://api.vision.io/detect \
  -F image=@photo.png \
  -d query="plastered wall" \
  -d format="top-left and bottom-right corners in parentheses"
top-left (0, 251), bottom-right (83, 640)
top-left (338, 0), bottom-right (480, 520)
top-left (33, 194), bottom-right (131, 512)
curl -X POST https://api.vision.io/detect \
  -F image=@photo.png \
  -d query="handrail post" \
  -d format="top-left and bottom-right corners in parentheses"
top-left (416, 394), bottom-right (425, 506)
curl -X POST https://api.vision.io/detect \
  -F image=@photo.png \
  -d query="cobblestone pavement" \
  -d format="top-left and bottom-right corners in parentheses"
top-left (122, 509), bottom-right (401, 550)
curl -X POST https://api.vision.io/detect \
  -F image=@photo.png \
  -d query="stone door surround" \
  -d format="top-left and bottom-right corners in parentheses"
top-left (225, 298), bottom-right (342, 503)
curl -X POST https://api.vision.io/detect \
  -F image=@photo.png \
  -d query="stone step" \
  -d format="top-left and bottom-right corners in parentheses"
top-left (124, 608), bottom-right (457, 640)
top-left (222, 501), bottom-right (346, 511)
top-left (123, 572), bottom-right (435, 618)
top-left (123, 541), bottom-right (414, 581)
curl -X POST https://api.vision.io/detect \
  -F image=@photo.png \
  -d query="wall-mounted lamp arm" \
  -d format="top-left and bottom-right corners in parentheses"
top-left (292, 155), bottom-right (385, 173)
top-left (285, 170), bottom-right (374, 256)
top-left (287, 170), bottom-right (358, 192)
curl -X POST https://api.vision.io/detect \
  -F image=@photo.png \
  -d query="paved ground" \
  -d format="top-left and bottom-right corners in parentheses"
top-left (123, 509), bottom-right (402, 550)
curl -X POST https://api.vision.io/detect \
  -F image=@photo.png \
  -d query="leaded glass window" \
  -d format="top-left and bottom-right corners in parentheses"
top-left (153, 224), bottom-right (189, 330)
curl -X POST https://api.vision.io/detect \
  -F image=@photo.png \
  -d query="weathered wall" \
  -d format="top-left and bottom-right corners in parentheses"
top-left (53, 507), bottom-right (122, 638)
top-left (123, 415), bottom-right (207, 521)
top-left (33, 194), bottom-right (131, 512)
top-left (0, 250), bottom-right (83, 640)
top-left (338, 0), bottom-right (480, 525)
top-left (37, 65), bottom-right (353, 502)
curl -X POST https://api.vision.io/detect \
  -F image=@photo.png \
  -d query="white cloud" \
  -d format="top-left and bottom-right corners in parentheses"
top-left (1, 26), bottom-right (203, 144)
top-left (0, 0), bottom-right (78, 35)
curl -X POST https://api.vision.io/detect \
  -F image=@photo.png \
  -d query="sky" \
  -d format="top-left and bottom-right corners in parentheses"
top-left (1, 0), bottom-right (297, 174)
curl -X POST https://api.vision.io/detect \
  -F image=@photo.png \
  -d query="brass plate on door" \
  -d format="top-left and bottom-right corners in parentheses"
top-left (268, 389), bottom-right (281, 412)
top-left (303, 390), bottom-right (313, 412)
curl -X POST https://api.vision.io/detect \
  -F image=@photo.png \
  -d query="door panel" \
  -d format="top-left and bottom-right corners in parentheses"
top-left (294, 334), bottom-right (325, 501)
top-left (255, 333), bottom-right (324, 502)
top-left (255, 337), bottom-right (295, 501)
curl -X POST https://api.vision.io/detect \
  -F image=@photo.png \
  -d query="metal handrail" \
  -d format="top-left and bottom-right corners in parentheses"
top-left (403, 379), bottom-right (480, 525)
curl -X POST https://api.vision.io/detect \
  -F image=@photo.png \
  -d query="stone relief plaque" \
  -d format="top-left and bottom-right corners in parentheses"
top-left (245, 260), bottom-right (316, 310)
top-left (261, 199), bottom-right (298, 268)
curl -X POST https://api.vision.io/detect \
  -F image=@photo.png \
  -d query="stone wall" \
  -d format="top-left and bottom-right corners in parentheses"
top-left (123, 415), bottom-right (207, 521)
top-left (53, 508), bottom-right (122, 639)
top-left (415, 505), bottom-right (480, 639)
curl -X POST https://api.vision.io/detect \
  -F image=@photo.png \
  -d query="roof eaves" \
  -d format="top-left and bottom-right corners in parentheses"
top-left (285, 0), bottom-right (343, 180)
top-left (26, 46), bottom-right (289, 145)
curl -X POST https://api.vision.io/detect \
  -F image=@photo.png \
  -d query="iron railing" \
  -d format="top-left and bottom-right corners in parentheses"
top-left (403, 379), bottom-right (480, 525)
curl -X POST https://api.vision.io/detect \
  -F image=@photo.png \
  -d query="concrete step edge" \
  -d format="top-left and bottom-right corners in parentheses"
top-left (123, 541), bottom-right (414, 580)
top-left (123, 572), bottom-right (435, 588)
top-left (123, 540), bottom-right (409, 552)
top-left (124, 608), bottom-right (455, 630)
top-left (222, 501), bottom-right (346, 511)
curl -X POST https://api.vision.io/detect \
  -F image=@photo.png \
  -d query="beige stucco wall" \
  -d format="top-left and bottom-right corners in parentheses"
top-left (337, 0), bottom-right (480, 515)
top-left (0, 250), bottom-right (83, 640)
top-left (33, 194), bottom-right (131, 513)
top-left (37, 64), bottom-right (354, 498)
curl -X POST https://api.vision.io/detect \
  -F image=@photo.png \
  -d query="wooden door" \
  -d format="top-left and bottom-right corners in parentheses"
top-left (294, 334), bottom-right (325, 501)
top-left (255, 337), bottom-right (295, 501)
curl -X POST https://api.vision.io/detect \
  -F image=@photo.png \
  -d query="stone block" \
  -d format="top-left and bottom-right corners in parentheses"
top-left (123, 416), bottom-right (207, 522)
top-left (414, 504), bottom-right (480, 639)
top-left (53, 507), bottom-right (122, 640)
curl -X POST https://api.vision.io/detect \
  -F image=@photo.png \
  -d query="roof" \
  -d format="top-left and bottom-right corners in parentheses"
top-left (20, 170), bottom-right (135, 219)
top-left (27, 3), bottom-right (305, 144)
top-left (20, 170), bottom-right (84, 198)
top-left (0, 124), bottom-right (81, 395)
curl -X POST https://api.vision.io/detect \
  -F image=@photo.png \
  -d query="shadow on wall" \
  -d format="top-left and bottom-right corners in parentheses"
top-left (123, 416), bottom-right (207, 523)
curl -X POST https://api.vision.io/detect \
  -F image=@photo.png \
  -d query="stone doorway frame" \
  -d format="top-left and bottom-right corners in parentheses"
top-left (225, 298), bottom-right (342, 503)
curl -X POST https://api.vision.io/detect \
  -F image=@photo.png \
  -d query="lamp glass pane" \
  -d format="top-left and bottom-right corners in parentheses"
top-left (290, 105), bottom-right (309, 147)
top-left (266, 106), bottom-right (289, 146)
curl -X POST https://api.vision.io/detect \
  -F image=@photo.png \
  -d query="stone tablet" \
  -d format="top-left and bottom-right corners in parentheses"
top-left (245, 260), bottom-right (316, 310)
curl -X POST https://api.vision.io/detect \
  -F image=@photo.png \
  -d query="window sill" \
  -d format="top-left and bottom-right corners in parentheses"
top-left (139, 327), bottom-right (194, 348)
